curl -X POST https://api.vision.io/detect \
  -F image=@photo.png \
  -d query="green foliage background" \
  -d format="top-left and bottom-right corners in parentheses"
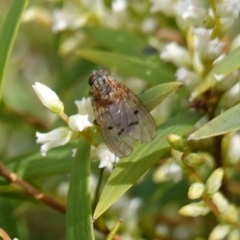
top-left (1, 0), bottom-right (240, 240)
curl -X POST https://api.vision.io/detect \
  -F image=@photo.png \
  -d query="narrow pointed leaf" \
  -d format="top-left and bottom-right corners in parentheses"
top-left (189, 103), bottom-right (240, 140)
top-left (93, 111), bottom-right (201, 219)
top-left (191, 46), bottom-right (240, 100)
top-left (66, 138), bottom-right (94, 240)
top-left (0, 0), bottom-right (28, 100)
top-left (139, 82), bottom-right (182, 111)
top-left (84, 26), bottom-right (148, 58)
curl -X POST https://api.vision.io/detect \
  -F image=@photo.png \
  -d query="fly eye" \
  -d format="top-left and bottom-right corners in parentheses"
top-left (88, 73), bottom-right (95, 86)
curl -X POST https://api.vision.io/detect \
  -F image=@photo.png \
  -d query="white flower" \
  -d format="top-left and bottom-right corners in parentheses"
top-left (216, 0), bottom-right (240, 20)
top-left (36, 127), bottom-right (77, 156)
top-left (174, 0), bottom-right (210, 28)
top-left (175, 67), bottom-right (200, 90)
top-left (32, 82), bottom-right (64, 114)
top-left (96, 144), bottom-right (120, 170)
top-left (160, 42), bottom-right (191, 67)
top-left (231, 33), bottom-right (240, 51)
top-left (227, 134), bottom-right (240, 164)
top-left (112, 0), bottom-right (127, 12)
top-left (219, 17), bottom-right (235, 32)
top-left (52, 5), bottom-right (87, 32)
top-left (193, 28), bottom-right (225, 60)
top-left (52, 9), bottom-right (67, 32)
top-left (141, 17), bottom-right (157, 33)
top-left (68, 114), bottom-right (93, 132)
top-left (150, 0), bottom-right (175, 16)
top-left (153, 158), bottom-right (182, 183)
top-left (74, 97), bottom-right (95, 123)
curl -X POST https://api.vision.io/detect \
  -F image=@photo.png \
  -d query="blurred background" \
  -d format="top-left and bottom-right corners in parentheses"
top-left (1, 0), bottom-right (240, 239)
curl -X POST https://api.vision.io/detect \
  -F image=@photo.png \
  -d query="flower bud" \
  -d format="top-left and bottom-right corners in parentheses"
top-left (205, 168), bottom-right (224, 197)
top-left (209, 224), bottom-right (231, 240)
top-left (212, 192), bottom-right (229, 213)
top-left (188, 182), bottom-right (205, 199)
top-left (219, 204), bottom-right (238, 223)
top-left (167, 134), bottom-right (187, 152)
top-left (178, 202), bottom-right (210, 217)
top-left (183, 153), bottom-right (204, 167)
top-left (32, 82), bottom-right (64, 114)
top-left (228, 229), bottom-right (240, 240)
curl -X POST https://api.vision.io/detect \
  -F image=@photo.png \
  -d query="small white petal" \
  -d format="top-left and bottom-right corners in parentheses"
top-left (214, 74), bottom-right (225, 81)
top-left (220, 17), bottom-right (235, 32)
top-left (174, 0), bottom-right (210, 28)
top-left (216, 0), bottom-right (240, 19)
top-left (150, 0), bottom-right (175, 16)
top-left (181, 5), bottom-right (207, 23)
top-left (193, 28), bottom-right (224, 60)
top-left (112, 0), bottom-right (127, 12)
top-left (231, 33), bottom-right (240, 51)
top-left (175, 67), bottom-right (200, 90)
top-left (153, 158), bottom-right (182, 183)
top-left (96, 144), bottom-right (119, 171)
top-left (52, 9), bottom-right (67, 32)
top-left (52, 6), bottom-right (87, 33)
top-left (32, 82), bottom-right (64, 114)
top-left (36, 127), bottom-right (77, 156)
top-left (160, 42), bottom-right (191, 67)
top-left (71, 148), bottom-right (77, 157)
top-left (68, 114), bottom-right (93, 132)
top-left (74, 97), bottom-right (94, 122)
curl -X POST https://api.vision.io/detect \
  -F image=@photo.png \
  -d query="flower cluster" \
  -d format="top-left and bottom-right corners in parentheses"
top-left (167, 133), bottom-right (240, 239)
top-left (151, 0), bottom-right (240, 95)
top-left (32, 82), bottom-right (118, 169)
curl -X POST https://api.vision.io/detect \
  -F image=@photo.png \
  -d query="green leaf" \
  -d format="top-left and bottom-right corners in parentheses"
top-left (84, 26), bottom-right (148, 58)
top-left (78, 50), bottom-right (175, 85)
top-left (0, 0), bottom-right (28, 101)
top-left (139, 82), bottom-right (182, 111)
top-left (191, 46), bottom-right (240, 100)
top-left (189, 103), bottom-right (240, 140)
top-left (93, 111), bottom-right (201, 219)
top-left (5, 147), bottom-right (74, 179)
top-left (66, 138), bottom-right (94, 240)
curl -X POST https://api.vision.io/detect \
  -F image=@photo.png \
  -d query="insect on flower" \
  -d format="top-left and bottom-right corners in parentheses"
top-left (88, 69), bottom-right (157, 157)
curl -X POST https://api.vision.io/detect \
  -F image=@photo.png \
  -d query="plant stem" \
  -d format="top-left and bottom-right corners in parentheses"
top-left (0, 162), bottom-right (66, 214)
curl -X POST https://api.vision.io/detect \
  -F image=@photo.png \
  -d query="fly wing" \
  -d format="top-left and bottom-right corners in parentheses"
top-left (108, 86), bottom-right (157, 143)
top-left (93, 101), bottom-right (135, 157)
top-left (125, 90), bottom-right (157, 143)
